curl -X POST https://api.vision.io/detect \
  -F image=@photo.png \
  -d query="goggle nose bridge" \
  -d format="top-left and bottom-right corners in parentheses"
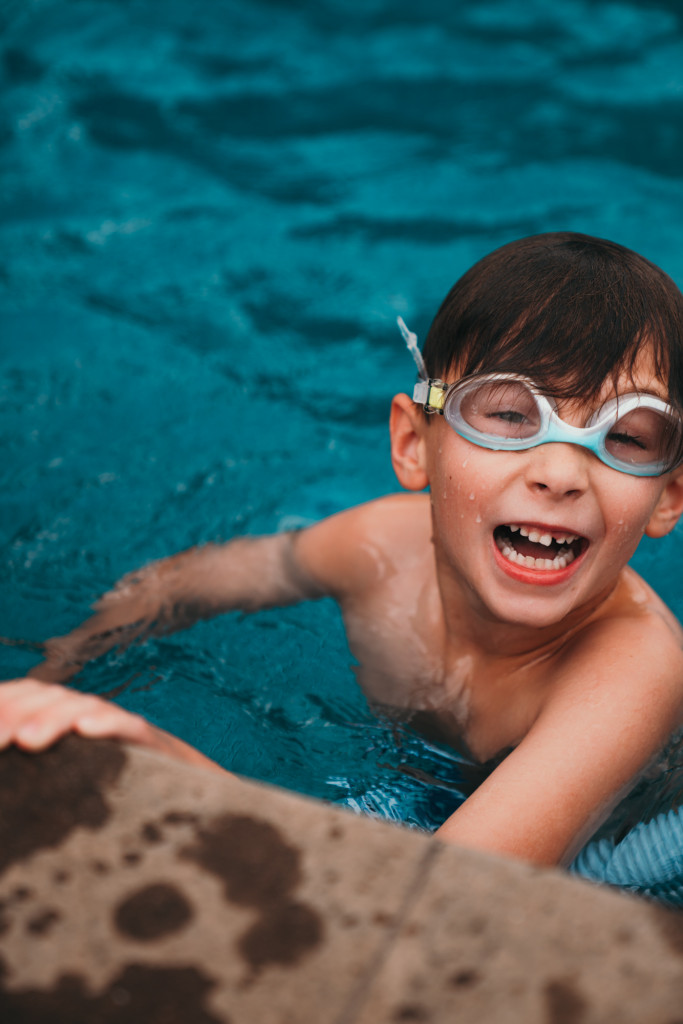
top-left (445, 381), bottom-right (617, 460)
top-left (451, 384), bottom-right (618, 444)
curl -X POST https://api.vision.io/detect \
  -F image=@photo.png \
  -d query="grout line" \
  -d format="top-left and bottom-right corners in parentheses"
top-left (333, 840), bottom-right (442, 1024)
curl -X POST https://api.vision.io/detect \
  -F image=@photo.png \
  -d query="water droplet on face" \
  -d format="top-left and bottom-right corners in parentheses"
top-left (475, 514), bottom-right (482, 523)
top-left (462, 459), bottom-right (468, 468)
top-left (469, 492), bottom-right (475, 500)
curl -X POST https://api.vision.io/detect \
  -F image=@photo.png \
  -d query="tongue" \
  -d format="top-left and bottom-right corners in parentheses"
top-left (494, 526), bottom-right (579, 561)
top-left (511, 535), bottom-right (554, 559)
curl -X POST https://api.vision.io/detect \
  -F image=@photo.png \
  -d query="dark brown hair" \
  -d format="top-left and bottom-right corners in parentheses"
top-left (422, 232), bottom-right (683, 409)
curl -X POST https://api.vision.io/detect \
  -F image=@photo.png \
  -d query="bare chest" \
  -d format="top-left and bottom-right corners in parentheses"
top-left (339, 591), bottom-right (545, 763)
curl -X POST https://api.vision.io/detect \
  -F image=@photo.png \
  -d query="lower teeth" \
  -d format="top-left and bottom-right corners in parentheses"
top-left (495, 536), bottom-right (575, 570)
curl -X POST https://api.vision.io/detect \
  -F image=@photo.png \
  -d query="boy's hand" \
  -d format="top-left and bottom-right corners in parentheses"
top-left (27, 567), bottom-right (166, 684)
top-left (0, 679), bottom-right (228, 775)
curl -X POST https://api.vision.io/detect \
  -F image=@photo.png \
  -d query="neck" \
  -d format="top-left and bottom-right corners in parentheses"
top-left (433, 549), bottom-right (618, 665)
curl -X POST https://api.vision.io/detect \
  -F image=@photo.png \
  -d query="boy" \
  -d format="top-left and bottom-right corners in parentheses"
top-left (3, 232), bottom-right (683, 870)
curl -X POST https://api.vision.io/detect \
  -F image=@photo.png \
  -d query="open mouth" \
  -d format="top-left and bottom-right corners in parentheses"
top-left (493, 524), bottom-right (588, 572)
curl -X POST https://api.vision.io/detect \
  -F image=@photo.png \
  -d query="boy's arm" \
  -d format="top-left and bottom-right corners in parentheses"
top-left (26, 501), bottom-right (386, 685)
top-left (0, 502), bottom-right (389, 762)
top-left (27, 534), bottom-right (316, 683)
top-left (435, 618), bottom-right (683, 867)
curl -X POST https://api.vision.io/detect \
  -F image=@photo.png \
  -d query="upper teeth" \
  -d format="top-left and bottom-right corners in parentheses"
top-left (508, 524), bottom-right (579, 545)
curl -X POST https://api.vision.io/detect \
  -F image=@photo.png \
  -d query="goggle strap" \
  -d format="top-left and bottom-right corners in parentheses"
top-left (413, 380), bottom-right (447, 411)
top-left (397, 316), bottom-right (428, 381)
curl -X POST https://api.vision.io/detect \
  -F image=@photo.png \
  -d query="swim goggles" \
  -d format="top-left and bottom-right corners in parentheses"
top-left (397, 317), bottom-right (682, 477)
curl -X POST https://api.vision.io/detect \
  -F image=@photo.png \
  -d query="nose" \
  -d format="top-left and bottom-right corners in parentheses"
top-left (523, 442), bottom-right (591, 499)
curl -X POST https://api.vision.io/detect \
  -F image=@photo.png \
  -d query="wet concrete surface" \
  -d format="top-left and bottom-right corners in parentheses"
top-left (1, 736), bottom-right (682, 1023)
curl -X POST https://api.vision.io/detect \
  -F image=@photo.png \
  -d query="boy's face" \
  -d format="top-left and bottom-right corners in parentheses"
top-left (391, 346), bottom-right (683, 631)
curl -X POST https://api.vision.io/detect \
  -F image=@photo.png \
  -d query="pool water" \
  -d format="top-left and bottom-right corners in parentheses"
top-left (3, 1), bottom-right (683, 851)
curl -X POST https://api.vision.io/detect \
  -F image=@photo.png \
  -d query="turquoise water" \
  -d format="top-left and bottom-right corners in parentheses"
top-left (3, 1), bottom-right (683, 842)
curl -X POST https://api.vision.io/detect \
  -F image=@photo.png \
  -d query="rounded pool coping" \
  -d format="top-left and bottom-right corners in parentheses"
top-left (1, 735), bottom-right (682, 1022)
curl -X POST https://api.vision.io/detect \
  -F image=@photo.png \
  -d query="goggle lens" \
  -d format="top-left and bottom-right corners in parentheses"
top-left (459, 380), bottom-right (542, 440)
top-left (604, 407), bottom-right (679, 468)
top-left (444, 376), bottom-right (682, 475)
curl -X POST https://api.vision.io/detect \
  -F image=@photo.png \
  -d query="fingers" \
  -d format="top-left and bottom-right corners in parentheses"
top-left (0, 679), bottom-right (231, 777)
top-left (73, 703), bottom-right (151, 744)
top-left (0, 679), bottom-right (68, 749)
top-left (0, 679), bottom-right (149, 751)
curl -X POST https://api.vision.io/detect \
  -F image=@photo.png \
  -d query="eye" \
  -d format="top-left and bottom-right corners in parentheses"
top-left (603, 406), bottom-right (672, 465)
top-left (458, 380), bottom-right (541, 438)
top-left (606, 429), bottom-right (648, 451)
top-left (487, 409), bottom-right (528, 425)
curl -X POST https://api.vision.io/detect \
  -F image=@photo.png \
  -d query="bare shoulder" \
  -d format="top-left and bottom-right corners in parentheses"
top-left (445, 597), bottom-right (683, 866)
top-left (546, 588), bottom-right (683, 736)
top-left (576, 568), bottom-right (683, 677)
top-left (293, 493), bottom-right (432, 598)
top-left (619, 565), bottom-right (683, 644)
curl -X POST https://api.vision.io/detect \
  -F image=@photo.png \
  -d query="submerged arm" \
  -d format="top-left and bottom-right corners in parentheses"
top-left (28, 532), bottom-right (323, 684)
top-left (1, 499), bottom-right (396, 763)
top-left (26, 496), bottom-right (387, 685)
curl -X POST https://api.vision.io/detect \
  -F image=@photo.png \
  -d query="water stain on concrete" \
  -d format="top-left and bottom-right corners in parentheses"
top-left (653, 905), bottom-right (683, 958)
top-left (449, 968), bottom-right (480, 988)
top-left (393, 1003), bottom-right (430, 1021)
top-left (544, 977), bottom-right (587, 1024)
top-left (26, 909), bottom-right (61, 937)
top-left (0, 962), bottom-right (226, 1024)
top-left (181, 813), bottom-right (324, 971)
top-left (163, 810), bottom-right (198, 826)
top-left (141, 822), bottom-right (163, 845)
top-left (466, 915), bottom-right (487, 936)
top-left (238, 899), bottom-right (324, 971)
top-left (114, 883), bottom-right (194, 942)
top-left (181, 814), bottom-right (301, 906)
top-left (0, 736), bottom-right (126, 876)
top-left (0, 887), bottom-right (37, 938)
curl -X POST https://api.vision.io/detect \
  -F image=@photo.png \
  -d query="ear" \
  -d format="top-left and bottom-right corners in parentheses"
top-left (645, 467), bottom-right (683, 538)
top-left (390, 393), bottom-right (429, 491)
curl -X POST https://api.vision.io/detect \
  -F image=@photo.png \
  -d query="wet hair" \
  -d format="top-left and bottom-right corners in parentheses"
top-left (422, 233), bottom-right (683, 411)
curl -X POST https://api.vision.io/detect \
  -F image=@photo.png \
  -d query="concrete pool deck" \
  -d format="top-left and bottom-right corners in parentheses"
top-left (1, 736), bottom-right (682, 1023)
